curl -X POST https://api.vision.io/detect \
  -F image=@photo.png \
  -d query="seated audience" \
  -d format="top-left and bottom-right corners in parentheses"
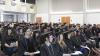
top-left (0, 22), bottom-right (100, 56)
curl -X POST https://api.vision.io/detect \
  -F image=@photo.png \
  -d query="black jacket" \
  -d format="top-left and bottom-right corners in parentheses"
top-left (18, 37), bottom-right (38, 56)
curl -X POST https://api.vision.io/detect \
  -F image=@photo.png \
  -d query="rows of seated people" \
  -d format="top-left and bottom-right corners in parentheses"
top-left (0, 22), bottom-right (100, 56)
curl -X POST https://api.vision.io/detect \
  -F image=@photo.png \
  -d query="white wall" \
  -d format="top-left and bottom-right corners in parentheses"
top-left (87, 0), bottom-right (100, 10)
top-left (36, 0), bottom-right (84, 24)
top-left (35, 14), bottom-right (49, 23)
top-left (0, 0), bottom-right (36, 22)
top-left (86, 0), bottom-right (100, 24)
top-left (87, 13), bottom-right (100, 24)
top-left (52, 0), bottom-right (83, 12)
top-left (35, 0), bottom-right (100, 24)
top-left (0, 0), bottom-right (36, 13)
top-left (36, 0), bottom-right (50, 23)
top-left (36, 0), bottom-right (49, 13)
top-left (50, 14), bottom-right (83, 25)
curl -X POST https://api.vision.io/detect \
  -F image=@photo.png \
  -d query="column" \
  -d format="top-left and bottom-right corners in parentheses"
top-left (83, 0), bottom-right (88, 24)
top-left (0, 12), bottom-right (4, 22)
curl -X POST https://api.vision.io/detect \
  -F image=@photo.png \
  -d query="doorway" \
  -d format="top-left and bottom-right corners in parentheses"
top-left (61, 16), bottom-right (70, 24)
top-left (36, 17), bottom-right (42, 23)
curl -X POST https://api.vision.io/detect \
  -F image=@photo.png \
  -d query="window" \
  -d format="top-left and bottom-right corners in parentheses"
top-left (0, 0), bottom-right (5, 4)
top-left (20, 0), bottom-right (36, 4)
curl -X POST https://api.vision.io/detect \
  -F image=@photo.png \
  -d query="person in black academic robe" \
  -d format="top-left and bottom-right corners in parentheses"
top-left (3, 29), bottom-right (18, 56)
top-left (95, 32), bottom-right (100, 48)
top-left (70, 31), bottom-right (82, 51)
top-left (96, 26), bottom-right (100, 36)
top-left (18, 29), bottom-right (39, 56)
top-left (40, 34), bottom-right (63, 56)
top-left (92, 24), bottom-right (97, 36)
top-left (56, 34), bottom-right (73, 54)
top-left (17, 28), bottom-right (24, 40)
top-left (0, 29), bottom-right (2, 42)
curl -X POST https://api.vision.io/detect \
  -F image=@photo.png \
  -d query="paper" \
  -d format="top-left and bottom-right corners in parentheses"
top-left (63, 54), bottom-right (71, 56)
top-left (71, 51), bottom-right (83, 55)
top-left (33, 51), bottom-right (40, 54)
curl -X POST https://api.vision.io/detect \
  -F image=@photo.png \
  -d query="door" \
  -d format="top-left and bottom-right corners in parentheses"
top-left (36, 17), bottom-right (42, 23)
top-left (61, 16), bottom-right (70, 24)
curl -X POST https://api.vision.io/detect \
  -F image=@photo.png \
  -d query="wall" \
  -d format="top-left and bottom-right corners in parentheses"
top-left (0, 0), bottom-right (36, 22)
top-left (87, 13), bottom-right (100, 24)
top-left (0, 0), bottom-right (36, 13)
top-left (35, 14), bottom-right (49, 23)
top-left (36, 0), bottom-right (49, 13)
top-left (36, 0), bottom-right (84, 24)
top-left (50, 0), bottom-right (84, 24)
top-left (87, 0), bottom-right (100, 10)
top-left (50, 14), bottom-right (83, 25)
top-left (86, 0), bottom-right (100, 24)
top-left (36, 0), bottom-right (100, 24)
top-left (51, 0), bottom-right (83, 12)
top-left (36, 0), bottom-right (50, 23)
top-left (17, 13), bottom-right (27, 22)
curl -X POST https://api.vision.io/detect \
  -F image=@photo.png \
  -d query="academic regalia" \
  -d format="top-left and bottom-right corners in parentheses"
top-left (18, 37), bottom-right (38, 56)
top-left (40, 43), bottom-right (63, 56)
top-left (92, 26), bottom-right (97, 36)
top-left (96, 28), bottom-right (100, 36)
top-left (79, 32), bottom-right (87, 43)
top-left (95, 36), bottom-right (100, 48)
top-left (1, 30), bottom-right (6, 51)
top-left (70, 36), bottom-right (82, 51)
top-left (64, 39), bottom-right (75, 53)
top-left (0, 32), bottom-right (2, 41)
top-left (61, 25), bottom-right (68, 40)
top-left (56, 43), bottom-right (72, 54)
top-left (84, 29), bottom-right (92, 39)
top-left (3, 35), bottom-right (18, 56)
top-left (18, 34), bottom-right (24, 40)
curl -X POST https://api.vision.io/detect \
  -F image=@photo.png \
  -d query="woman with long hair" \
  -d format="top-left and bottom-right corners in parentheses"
top-left (3, 28), bottom-right (18, 56)
top-left (57, 34), bottom-right (72, 54)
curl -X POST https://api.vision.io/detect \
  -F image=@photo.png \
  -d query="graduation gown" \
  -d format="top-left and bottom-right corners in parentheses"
top-left (40, 43), bottom-right (63, 56)
top-left (18, 37), bottom-right (38, 56)
top-left (70, 36), bottom-right (82, 50)
top-left (64, 39), bottom-right (75, 53)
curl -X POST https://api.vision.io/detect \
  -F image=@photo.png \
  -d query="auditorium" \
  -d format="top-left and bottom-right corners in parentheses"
top-left (0, 0), bottom-right (100, 56)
